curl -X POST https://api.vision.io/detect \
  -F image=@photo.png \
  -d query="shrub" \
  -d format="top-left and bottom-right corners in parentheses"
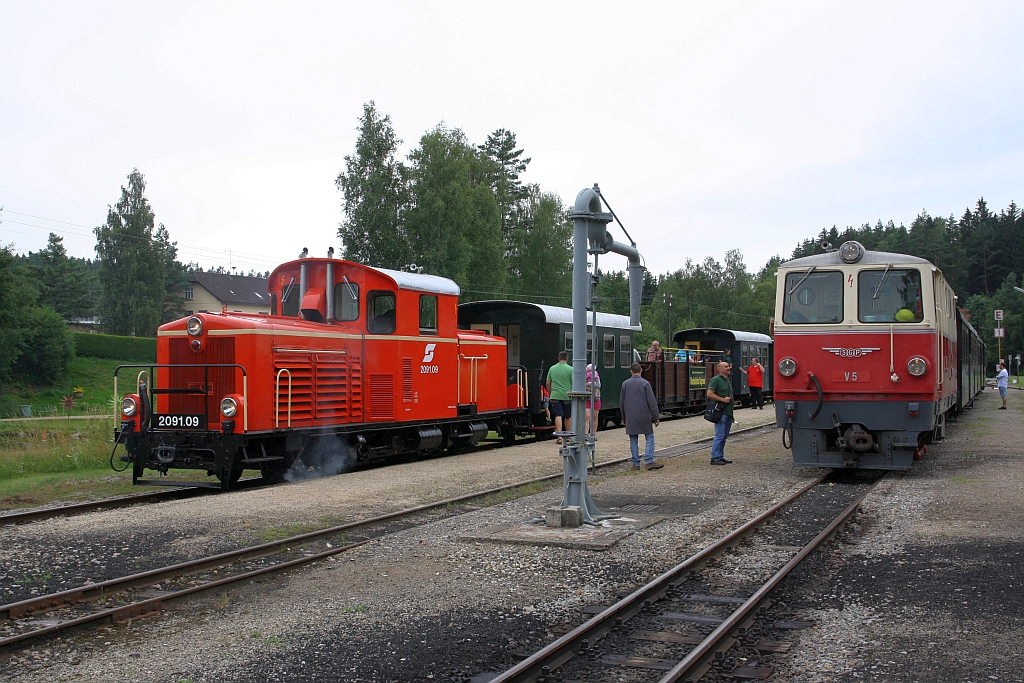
top-left (14, 307), bottom-right (75, 384)
top-left (73, 332), bottom-right (156, 362)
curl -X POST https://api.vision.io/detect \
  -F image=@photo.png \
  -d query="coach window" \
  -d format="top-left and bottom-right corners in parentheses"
top-left (783, 270), bottom-right (843, 324)
top-left (564, 330), bottom-right (573, 351)
top-left (858, 269), bottom-right (924, 323)
top-left (367, 290), bottom-right (396, 334)
top-left (419, 295), bottom-right (437, 334)
top-left (620, 336), bottom-right (632, 368)
top-left (603, 334), bottom-right (616, 368)
top-left (334, 281), bottom-right (360, 321)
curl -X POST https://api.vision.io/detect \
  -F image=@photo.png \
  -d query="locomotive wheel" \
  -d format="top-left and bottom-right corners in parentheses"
top-left (219, 467), bottom-right (243, 487)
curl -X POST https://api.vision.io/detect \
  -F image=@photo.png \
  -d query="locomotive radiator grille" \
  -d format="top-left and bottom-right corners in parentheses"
top-left (369, 374), bottom-right (395, 419)
top-left (274, 358), bottom-right (314, 426)
top-left (315, 360), bottom-right (351, 420)
top-left (402, 358), bottom-right (413, 403)
top-left (167, 338), bottom-right (236, 426)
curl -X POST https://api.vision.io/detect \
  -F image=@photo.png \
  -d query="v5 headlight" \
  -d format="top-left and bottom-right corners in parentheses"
top-left (907, 357), bottom-right (928, 377)
top-left (778, 358), bottom-right (797, 377)
top-left (220, 396), bottom-right (239, 418)
top-left (121, 396), bottom-right (138, 417)
top-left (186, 316), bottom-right (204, 336)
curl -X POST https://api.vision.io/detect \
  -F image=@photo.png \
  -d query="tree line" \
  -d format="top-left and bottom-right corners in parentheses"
top-left (792, 200), bottom-right (1024, 366)
top-left (336, 102), bottom-right (572, 303)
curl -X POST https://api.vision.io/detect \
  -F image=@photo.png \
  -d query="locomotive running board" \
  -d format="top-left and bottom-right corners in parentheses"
top-left (134, 479), bottom-right (224, 489)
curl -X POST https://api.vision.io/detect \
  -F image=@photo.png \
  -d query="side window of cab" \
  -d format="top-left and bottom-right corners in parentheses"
top-left (367, 290), bottom-right (396, 334)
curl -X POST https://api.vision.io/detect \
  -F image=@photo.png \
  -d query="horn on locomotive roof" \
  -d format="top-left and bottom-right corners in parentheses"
top-left (327, 246), bottom-right (335, 258)
top-left (299, 247), bottom-right (308, 259)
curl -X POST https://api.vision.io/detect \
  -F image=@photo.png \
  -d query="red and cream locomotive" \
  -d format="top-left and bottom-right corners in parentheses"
top-left (773, 241), bottom-right (985, 470)
top-left (115, 256), bottom-right (530, 488)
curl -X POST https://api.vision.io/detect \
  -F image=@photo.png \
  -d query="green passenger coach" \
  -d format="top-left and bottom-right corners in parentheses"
top-left (457, 301), bottom-right (639, 429)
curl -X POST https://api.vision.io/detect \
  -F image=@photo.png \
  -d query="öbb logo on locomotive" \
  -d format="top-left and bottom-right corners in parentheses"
top-left (775, 240), bottom-right (986, 471)
top-left (421, 342), bottom-right (438, 373)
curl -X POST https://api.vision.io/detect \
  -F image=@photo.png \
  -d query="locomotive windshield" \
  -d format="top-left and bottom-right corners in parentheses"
top-left (782, 270), bottom-right (843, 324)
top-left (858, 268), bottom-right (924, 323)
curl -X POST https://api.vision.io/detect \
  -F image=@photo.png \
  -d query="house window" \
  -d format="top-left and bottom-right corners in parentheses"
top-left (184, 287), bottom-right (193, 301)
top-left (367, 291), bottom-right (396, 334)
top-left (419, 295), bottom-right (437, 334)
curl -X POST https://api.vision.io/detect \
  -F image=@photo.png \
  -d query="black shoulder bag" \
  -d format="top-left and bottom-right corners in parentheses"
top-left (704, 400), bottom-right (724, 423)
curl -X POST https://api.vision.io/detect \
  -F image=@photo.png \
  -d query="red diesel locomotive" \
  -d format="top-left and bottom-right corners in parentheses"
top-left (774, 241), bottom-right (985, 470)
top-left (115, 256), bottom-right (530, 488)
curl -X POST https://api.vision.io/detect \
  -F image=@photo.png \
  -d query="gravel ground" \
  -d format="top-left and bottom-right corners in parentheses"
top-left (10, 392), bottom-right (1021, 683)
top-left (0, 409), bottom-right (776, 606)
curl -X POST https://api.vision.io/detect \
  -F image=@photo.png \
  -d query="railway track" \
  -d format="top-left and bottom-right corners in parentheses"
top-left (0, 414), bottom-right (776, 527)
top-left (488, 469), bottom-right (885, 683)
top-left (0, 424), bottom-right (776, 650)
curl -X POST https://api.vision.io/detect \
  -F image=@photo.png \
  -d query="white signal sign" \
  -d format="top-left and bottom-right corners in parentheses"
top-left (994, 327), bottom-right (1005, 338)
top-left (995, 309), bottom-right (1004, 320)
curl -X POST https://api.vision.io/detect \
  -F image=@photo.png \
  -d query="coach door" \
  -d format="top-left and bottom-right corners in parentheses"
top-left (496, 324), bottom-right (521, 367)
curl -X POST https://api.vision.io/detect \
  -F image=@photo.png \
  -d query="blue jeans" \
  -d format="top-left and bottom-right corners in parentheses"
top-left (711, 414), bottom-right (734, 461)
top-left (629, 433), bottom-right (655, 466)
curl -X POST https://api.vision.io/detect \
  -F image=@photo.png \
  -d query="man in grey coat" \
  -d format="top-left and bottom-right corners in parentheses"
top-left (620, 362), bottom-right (663, 470)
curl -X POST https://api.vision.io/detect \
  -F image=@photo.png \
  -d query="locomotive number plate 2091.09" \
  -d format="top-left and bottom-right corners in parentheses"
top-left (830, 371), bottom-right (871, 383)
top-left (153, 414), bottom-right (207, 429)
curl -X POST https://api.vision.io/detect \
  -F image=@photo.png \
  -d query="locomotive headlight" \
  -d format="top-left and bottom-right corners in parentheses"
top-left (778, 358), bottom-right (798, 377)
top-left (186, 316), bottom-right (204, 336)
top-left (839, 241), bottom-right (865, 263)
top-left (220, 396), bottom-right (239, 418)
top-left (907, 357), bottom-right (928, 377)
top-left (121, 396), bottom-right (138, 417)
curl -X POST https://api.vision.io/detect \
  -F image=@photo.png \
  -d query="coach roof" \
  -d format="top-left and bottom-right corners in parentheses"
top-left (460, 300), bottom-right (640, 330)
top-left (782, 249), bottom-right (931, 268)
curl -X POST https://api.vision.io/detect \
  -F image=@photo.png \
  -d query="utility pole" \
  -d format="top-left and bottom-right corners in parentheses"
top-left (663, 292), bottom-right (673, 342)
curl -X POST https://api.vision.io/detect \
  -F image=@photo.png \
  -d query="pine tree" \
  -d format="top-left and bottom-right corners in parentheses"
top-left (479, 129), bottom-right (531, 262)
top-left (30, 233), bottom-right (94, 319)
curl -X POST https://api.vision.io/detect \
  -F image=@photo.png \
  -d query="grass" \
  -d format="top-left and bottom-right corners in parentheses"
top-left (0, 417), bottom-right (119, 480)
top-left (0, 356), bottom-right (130, 418)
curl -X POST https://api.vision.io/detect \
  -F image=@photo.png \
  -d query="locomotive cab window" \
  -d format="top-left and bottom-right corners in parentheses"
top-left (367, 290), bottom-right (396, 334)
top-left (281, 282), bottom-right (300, 317)
top-left (334, 281), bottom-right (360, 321)
top-left (858, 268), bottom-right (924, 323)
top-left (783, 270), bottom-right (843, 324)
top-left (419, 295), bottom-right (437, 334)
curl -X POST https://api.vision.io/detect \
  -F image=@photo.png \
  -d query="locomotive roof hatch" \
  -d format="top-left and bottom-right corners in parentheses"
top-left (364, 266), bottom-right (461, 296)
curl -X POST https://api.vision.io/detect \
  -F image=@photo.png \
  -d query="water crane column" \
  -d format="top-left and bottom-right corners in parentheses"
top-left (554, 184), bottom-right (644, 525)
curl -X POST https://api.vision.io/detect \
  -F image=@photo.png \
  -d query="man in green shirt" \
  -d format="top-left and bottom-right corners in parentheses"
top-left (707, 361), bottom-right (734, 465)
top-left (546, 351), bottom-right (574, 442)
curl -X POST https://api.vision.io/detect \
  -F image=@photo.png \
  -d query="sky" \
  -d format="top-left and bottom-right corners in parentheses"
top-left (2, 1), bottom-right (1023, 278)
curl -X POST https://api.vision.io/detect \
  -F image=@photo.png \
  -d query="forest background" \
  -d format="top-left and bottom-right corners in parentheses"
top-left (2, 101), bottom-right (1022, 389)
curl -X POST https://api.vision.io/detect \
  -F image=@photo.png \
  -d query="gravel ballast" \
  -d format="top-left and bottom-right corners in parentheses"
top-left (4, 394), bottom-right (1021, 682)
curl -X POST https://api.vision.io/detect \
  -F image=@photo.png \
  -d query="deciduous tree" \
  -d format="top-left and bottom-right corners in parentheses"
top-left (93, 169), bottom-right (168, 337)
